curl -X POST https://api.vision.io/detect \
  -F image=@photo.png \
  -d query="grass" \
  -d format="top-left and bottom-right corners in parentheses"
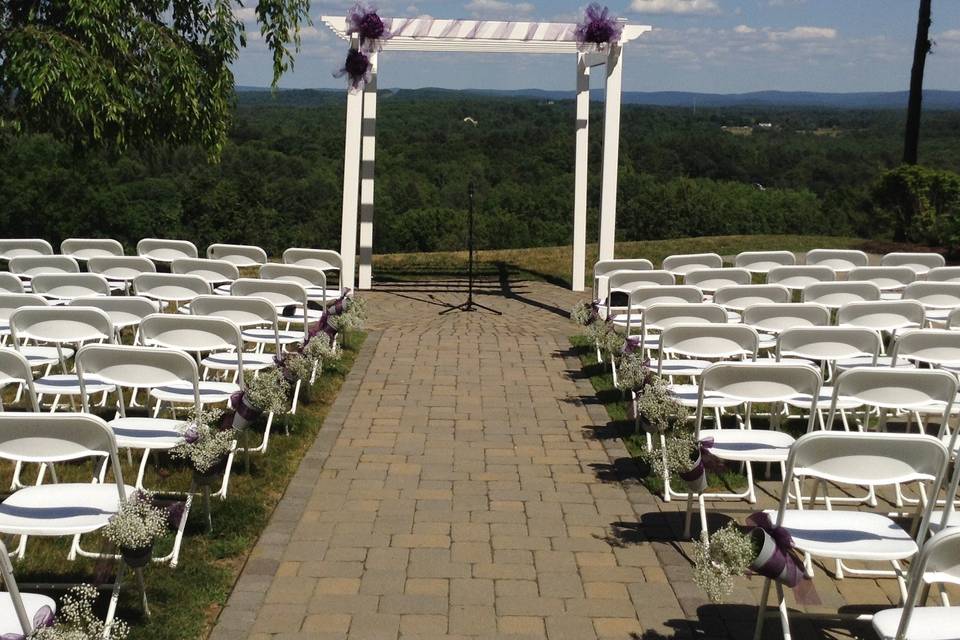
top-left (5, 332), bottom-right (366, 640)
top-left (373, 234), bottom-right (875, 287)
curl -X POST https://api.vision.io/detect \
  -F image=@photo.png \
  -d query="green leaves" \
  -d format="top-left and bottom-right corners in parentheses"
top-left (0, 0), bottom-right (309, 159)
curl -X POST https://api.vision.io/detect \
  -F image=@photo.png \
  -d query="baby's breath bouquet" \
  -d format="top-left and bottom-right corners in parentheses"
top-left (171, 407), bottom-right (235, 480)
top-left (570, 300), bottom-right (599, 326)
top-left (243, 368), bottom-right (291, 415)
top-left (281, 353), bottom-right (314, 385)
top-left (693, 523), bottom-right (758, 603)
top-left (633, 377), bottom-right (688, 433)
top-left (637, 427), bottom-right (698, 476)
top-left (103, 491), bottom-right (167, 567)
top-left (303, 332), bottom-right (341, 368)
top-left (616, 352), bottom-right (654, 393)
top-left (329, 295), bottom-right (367, 333)
top-left (31, 585), bottom-right (129, 640)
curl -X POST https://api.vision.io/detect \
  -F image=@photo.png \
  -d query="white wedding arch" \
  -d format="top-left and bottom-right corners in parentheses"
top-left (322, 15), bottom-right (652, 291)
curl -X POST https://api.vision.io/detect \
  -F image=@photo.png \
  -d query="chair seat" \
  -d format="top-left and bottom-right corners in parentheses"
top-left (243, 328), bottom-right (303, 345)
top-left (0, 593), bottom-right (56, 637)
top-left (108, 417), bottom-right (185, 450)
top-left (786, 386), bottom-right (863, 411)
top-left (835, 356), bottom-right (916, 371)
top-left (666, 385), bottom-right (745, 409)
top-left (872, 605), bottom-right (960, 639)
top-left (306, 287), bottom-right (342, 303)
top-left (765, 509), bottom-right (918, 561)
top-left (34, 374), bottom-right (114, 396)
top-left (202, 352), bottom-right (276, 371)
top-left (150, 381), bottom-right (239, 405)
top-left (699, 428), bottom-right (794, 463)
top-left (757, 334), bottom-right (776, 350)
top-left (653, 359), bottom-right (712, 377)
top-left (19, 346), bottom-right (74, 367)
top-left (0, 483), bottom-right (134, 535)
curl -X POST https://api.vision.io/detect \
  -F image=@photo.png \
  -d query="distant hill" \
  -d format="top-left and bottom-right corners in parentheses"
top-left (235, 86), bottom-right (960, 110)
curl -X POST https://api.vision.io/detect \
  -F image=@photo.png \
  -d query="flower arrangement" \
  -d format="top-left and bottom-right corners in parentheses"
top-left (570, 300), bottom-right (599, 326)
top-left (616, 352), bottom-right (654, 393)
top-left (329, 295), bottom-right (368, 333)
top-left (102, 491), bottom-right (168, 567)
top-left (30, 585), bottom-right (129, 640)
top-left (281, 352), bottom-right (314, 385)
top-left (633, 376), bottom-right (688, 433)
top-left (171, 407), bottom-right (235, 476)
top-left (303, 332), bottom-right (342, 368)
top-left (242, 368), bottom-right (291, 415)
top-left (575, 4), bottom-right (623, 53)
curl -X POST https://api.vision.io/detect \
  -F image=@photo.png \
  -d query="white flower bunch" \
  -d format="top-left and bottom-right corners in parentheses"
top-left (570, 300), bottom-right (597, 326)
top-left (637, 427), bottom-right (698, 477)
top-left (303, 333), bottom-right (341, 366)
top-left (281, 352), bottom-right (314, 384)
top-left (243, 368), bottom-right (291, 414)
top-left (329, 295), bottom-right (367, 332)
top-left (31, 585), bottom-right (129, 640)
top-left (616, 353), bottom-right (652, 392)
top-left (103, 491), bottom-right (167, 551)
top-left (634, 377), bottom-right (689, 434)
top-left (692, 523), bottom-right (757, 603)
top-left (171, 407), bottom-right (235, 474)
top-left (586, 321), bottom-right (623, 356)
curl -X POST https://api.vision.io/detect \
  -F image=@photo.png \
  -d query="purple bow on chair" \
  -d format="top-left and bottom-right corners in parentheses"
top-left (746, 512), bottom-right (818, 603)
top-left (1, 604), bottom-right (54, 639)
top-left (622, 336), bottom-right (641, 355)
top-left (678, 438), bottom-right (714, 482)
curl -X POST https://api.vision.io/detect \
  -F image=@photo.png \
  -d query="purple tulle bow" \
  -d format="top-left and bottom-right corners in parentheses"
top-left (745, 512), bottom-right (818, 604)
top-left (622, 336), bottom-right (641, 354)
top-left (335, 49), bottom-right (372, 90)
top-left (183, 425), bottom-right (199, 444)
top-left (166, 501), bottom-right (187, 530)
top-left (575, 4), bottom-right (623, 52)
top-left (1, 605), bottom-right (55, 639)
top-left (347, 3), bottom-right (392, 52)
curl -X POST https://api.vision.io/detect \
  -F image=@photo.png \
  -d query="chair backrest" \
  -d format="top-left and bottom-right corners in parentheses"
top-left (695, 362), bottom-right (821, 434)
top-left (837, 300), bottom-right (925, 332)
top-left (847, 266), bottom-right (916, 290)
top-left (624, 286), bottom-right (703, 332)
top-left (133, 273), bottom-right (212, 303)
top-left (683, 268), bottom-right (752, 291)
top-left (741, 303), bottom-right (831, 334)
top-left (9, 306), bottom-right (114, 346)
top-left (777, 326), bottom-right (881, 362)
top-left (282, 248), bottom-right (342, 272)
top-left (804, 249), bottom-right (869, 272)
top-left (8, 255), bottom-right (79, 278)
top-left (87, 256), bottom-right (156, 281)
top-left (658, 324), bottom-right (759, 365)
top-left (767, 265), bottom-right (836, 289)
top-left (140, 314), bottom-right (243, 356)
top-left (881, 251), bottom-right (946, 274)
top-left (801, 281), bottom-right (881, 307)
top-left (829, 367), bottom-right (957, 417)
top-left (206, 243), bottom-right (268, 266)
top-left (0, 350), bottom-right (39, 411)
top-left (0, 239), bottom-right (53, 261)
top-left (926, 267), bottom-right (960, 284)
top-left (662, 253), bottom-right (723, 276)
top-left (949, 307), bottom-right (960, 330)
top-left (0, 273), bottom-right (24, 294)
top-left (776, 431), bottom-right (948, 543)
top-left (69, 296), bottom-right (160, 329)
top-left (902, 282), bottom-right (960, 309)
top-left (593, 259), bottom-right (654, 300)
top-left (734, 251), bottom-right (796, 273)
top-left (76, 344), bottom-right (200, 412)
top-left (893, 529), bottom-right (960, 640)
top-left (713, 284), bottom-right (790, 310)
top-left (171, 258), bottom-right (240, 283)
top-left (0, 294), bottom-right (48, 323)
top-left (60, 238), bottom-right (124, 261)
top-left (890, 329), bottom-right (960, 368)
top-left (31, 273), bottom-right (111, 299)
top-left (606, 270), bottom-right (676, 298)
top-left (191, 295), bottom-right (278, 328)
top-left (0, 413), bottom-right (125, 496)
top-left (260, 263), bottom-right (328, 288)
top-left (137, 238), bottom-right (198, 263)
top-left (230, 278), bottom-right (309, 335)
top-left (640, 304), bottom-right (727, 337)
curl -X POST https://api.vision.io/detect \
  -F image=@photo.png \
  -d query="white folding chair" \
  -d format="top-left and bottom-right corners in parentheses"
top-left (88, 255), bottom-right (156, 293)
top-left (713, 285), bottom-right (790, 319)
top-left (849, 266), bottom-right (917, 298)
top-left (662, 253), bottom-right (723, 279)
top-left (0, 274), bottom-right (25, 295)
top-left (902, 282), bottom-right (960, 326)
top-left (8, 306), bottom-right (115, 411)
top-left (230, 278), bottom-right (311, 340)
top-left (633, 302), bottom-right (727, 355)
top-left (60, 238), bottom-right (124, 262)
top-left (802, 281), bottom-right (881, 310)
top-left (688, 362), bottom-right (822, 536)
top-left (891, 329), bottom-right (960, 374)
top-left (805, 248), bottom-right (869, 276)
top-left (949, 308), bottom-right (960, 331)
top-left (0, 240), bottom-right (52, 261)
top-left (684, 268), bottom-right (751, 295)
top-left (927, 267), bottom-right (960, 285)
top-left (882, 252), bottom-right (946, 277)
top-left (613, 285), bottom-right (701, 333)
top-left (767, 265), bottom-right (836, 294)
top-left (0, 295), bottom-right (61, 372)
top-left (70, 296), bottom-right (159, 344)
top-left (172, 258), bottom-right (240, 287)
top-left (260, 263), bottom-right (333, 307)
top-left (592, 258), bottom-right (653, 304)
top-left (31, 273), bottom-right (111, 302)
top-left (136, 238), bottom-right (198, 265)
top-left (754, 431), bottom-right (950, 640)
top-left (133, 273), bottom-right (211, 310)
top-left (0, 538), bottom-right (56, 639)
top-left (282, 248), bottom-right (342, 291)
top-left (734, 251), bottom-right (796, 278)
top-left (837, 300), bottom-right (925, 338)
top-left (8, 255), bottom-right (79, 281)
top-left (206, 243), bottom-right (268, 267)
top-left (604, 270), bottom-right (677, 324)
top-left (0, 349), bottom-right (45, 490)
top-left (742, 303), bottom-right (831, 359)
top-left (872, 529), bottom-right (960, 640)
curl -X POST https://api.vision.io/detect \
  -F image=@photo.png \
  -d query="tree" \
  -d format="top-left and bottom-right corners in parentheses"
top-left (904, 0), bottom-right (933, 165)
top-left (0, 0), bottom-right (309, 159)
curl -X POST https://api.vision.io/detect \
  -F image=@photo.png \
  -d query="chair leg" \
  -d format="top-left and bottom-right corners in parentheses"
top-left (776, 582), bottom-right (792, 640)
top-left (746, 462), bottom-right (757, 504)
top-left (753, 577), bottom-right (773, 640)
top-left (103, 562), bottom-right (127, 633)
top-left (683, 492), bottom-right (695, 539)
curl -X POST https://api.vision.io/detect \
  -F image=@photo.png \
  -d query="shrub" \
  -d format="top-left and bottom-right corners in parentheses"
top-left (873, 164), bottom-right (960, 252)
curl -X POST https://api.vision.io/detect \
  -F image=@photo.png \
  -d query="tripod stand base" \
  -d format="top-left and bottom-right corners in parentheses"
top-left (439, 296), bottom-right (502, 315)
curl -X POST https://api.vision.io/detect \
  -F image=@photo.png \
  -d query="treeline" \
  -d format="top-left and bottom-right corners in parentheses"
top-left (1, 91), bottom-right (959, 255)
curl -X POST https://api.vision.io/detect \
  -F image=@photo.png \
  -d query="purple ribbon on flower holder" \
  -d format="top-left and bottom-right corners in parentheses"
top-left (746, 512), bottom-right (818, 603)
top-left (1, 605), bottom-right (54, 639)
top-left (678, 438), bottom-right (714, 487)
top-left (228, 390), bottom-right (262, 430)
top-left (622, 336), bottom-right (641, 355)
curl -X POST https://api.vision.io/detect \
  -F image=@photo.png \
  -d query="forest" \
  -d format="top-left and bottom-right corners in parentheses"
top-left (1, 89), bottom-right (959, 256)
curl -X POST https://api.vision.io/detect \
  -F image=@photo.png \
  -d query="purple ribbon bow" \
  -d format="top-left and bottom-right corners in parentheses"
top-left (575, 4), bottom-right (623, 52)
top-left (745, 512), bottom-right (818, 604)
top-left (347, 3), bottom-right (392, 52)
top-left (622, 336), bottom-right (641, 354)
top-left (335, 49), bottom-right (372, 90)
top-left (1, 605), bottom-right (54, 639)
top-left (678, 438), bottom-right (714, 482)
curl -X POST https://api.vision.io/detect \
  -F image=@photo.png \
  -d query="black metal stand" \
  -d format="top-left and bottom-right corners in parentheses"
top-left (440, 182), bottom-right (501, 315)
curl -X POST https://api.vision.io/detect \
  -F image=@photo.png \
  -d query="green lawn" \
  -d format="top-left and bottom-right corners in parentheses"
top-left (5, 333), bottom-right (365, 640)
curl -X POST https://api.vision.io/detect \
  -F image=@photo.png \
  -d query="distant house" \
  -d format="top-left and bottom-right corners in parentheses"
top-left (757, 122), bottom-right (774, 130)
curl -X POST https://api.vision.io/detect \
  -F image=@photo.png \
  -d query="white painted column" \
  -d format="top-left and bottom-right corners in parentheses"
top-left (339, 35), bottom-right (364, 292)
top-left (358, 52), bottom-right (378, 290)
top-left (572, 53), bottom-right (590, 292)
top-left (598, 43), bottom-right (623, 262)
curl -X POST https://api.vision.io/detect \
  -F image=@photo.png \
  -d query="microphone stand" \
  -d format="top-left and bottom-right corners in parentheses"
top-left (440, 179), bottom-right (501, 315)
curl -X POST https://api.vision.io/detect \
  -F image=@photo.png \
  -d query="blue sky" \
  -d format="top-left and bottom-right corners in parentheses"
top-left (233, 1), bottom-right (960, 93)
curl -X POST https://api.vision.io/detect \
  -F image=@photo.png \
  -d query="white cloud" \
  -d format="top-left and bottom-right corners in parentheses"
top-left (734, 24), bottom-right (756, 34)
top-left (768, 0), bottom-right (807, 6)
top-left (938, 29), bottom-right (960, 41)
top-left (768, 26), bottom-right (837, 41)
top-left (464, 0), bottom-right (535, 18)
top-left (630, 0), bottom-right (721, 15)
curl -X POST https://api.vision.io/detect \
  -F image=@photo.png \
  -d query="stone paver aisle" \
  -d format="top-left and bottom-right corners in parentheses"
top-left (211, 279), bottom-right (685, 640)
